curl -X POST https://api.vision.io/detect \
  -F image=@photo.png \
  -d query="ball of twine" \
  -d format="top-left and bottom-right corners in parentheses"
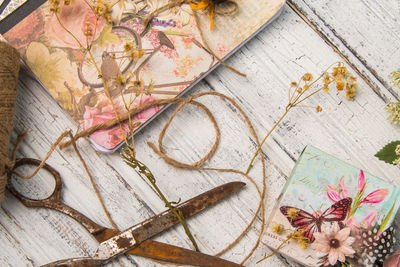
top-left (0, 41), bottom-right (20, 204)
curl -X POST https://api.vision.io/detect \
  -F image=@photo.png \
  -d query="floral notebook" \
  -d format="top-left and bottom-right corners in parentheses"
top-left (263, 145), bottom-right (399, 267)
top-left (0, 0), bottom-right (285, 152)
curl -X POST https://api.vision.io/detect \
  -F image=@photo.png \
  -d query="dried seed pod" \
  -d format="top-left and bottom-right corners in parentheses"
top-left (0, 41), bottom-right (20, 204)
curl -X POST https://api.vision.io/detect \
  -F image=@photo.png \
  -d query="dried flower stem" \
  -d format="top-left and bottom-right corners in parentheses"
top-left (53, 2), bottom-right (199, 250)
top-left (246, 62), bottom-right (343, 175)
top-left (256, 235), bottom-right (292, 264)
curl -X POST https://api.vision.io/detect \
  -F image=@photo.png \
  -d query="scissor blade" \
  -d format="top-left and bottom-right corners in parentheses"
top-left (94, 182), bottom-right (245, 260)
top-left (132, 239), bottom-right (243, 267)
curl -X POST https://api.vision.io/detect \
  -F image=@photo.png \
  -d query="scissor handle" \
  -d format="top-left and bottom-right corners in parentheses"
top-left (8, 158), bottom-right (107, 235)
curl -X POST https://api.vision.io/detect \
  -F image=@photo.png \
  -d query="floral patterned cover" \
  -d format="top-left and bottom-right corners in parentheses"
top-left (263, 145), bottom-right (399, 266)
top-left (0, 0), bottom-right (285, 151)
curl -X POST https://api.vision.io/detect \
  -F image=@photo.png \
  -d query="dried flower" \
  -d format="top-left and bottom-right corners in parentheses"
top-left (116, 74), bottom-right (127, 86)
top-left (395, 145), bottom-right (400, 156)
top-left (290, 81), bottom-right (297, 87)
top-left (385, 102), bottom-right (400, 124)
top-left (316, 106), bottom-right (323, 113)
top-left (312, 223), bottom-right (355, 266)
top-left (323, 74), bottom-right (332, 85)
top-left (287, 208), bottom-right (299, 219)
top-left (336, 79), bottom-right (345, 91)
top-left (299, 239), bottom-right (308, 249)
top-left (302, 73), bottom-right (313, 81)
top-left (271, 222), bottom-right (285, 235)
top-left (390, 70), bottom-right (400, 88)
top-left (345, 76), bottom-right (357, 99)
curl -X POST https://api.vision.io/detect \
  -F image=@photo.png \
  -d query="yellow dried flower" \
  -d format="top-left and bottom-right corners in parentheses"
top-left (287, 208), bottom-right (299, 219)
top-left (345, 76), bottom-right (357, 99)
top-left (64, 0), bottom-right (72, 5)
top-left (393, 157), bottom-right (400, 165)
top-left (297, 87), bottom-right (303, 93)
top-left (385, 102), bottom-right (400, 124)
top-left (124, 42), bottom-right (134, 52)
top-left (316, 106), bottom-right (322, 113)
top-left (395, 144), bottom-right (400, 156)
top-left (302, 73), bottom-right (313, 81)
top-left (323, 84), bottom-right (329, 93)
top-left (146, 80), bottom-right (154, 95)
top-left (323, 74), bottom-right (332, 85)
top-left (336, 79), bottom-right (345, 91)
top-left (132, 49), bottom-right (145, 61)
top-left (299, 239), bottom-right (308, 249)
top-left (116, 74), bottom-right (127, 86)
top-left (270, 223), bottom-right (285, 235)
top-left (290, 81), bottom-right (297, 87)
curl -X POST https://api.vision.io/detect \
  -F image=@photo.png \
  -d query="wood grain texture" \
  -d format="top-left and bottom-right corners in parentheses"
top-left (1, 1), bottom-right (400, 267)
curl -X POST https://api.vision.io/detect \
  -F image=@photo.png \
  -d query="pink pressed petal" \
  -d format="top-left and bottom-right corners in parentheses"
top-left (331, 222), bottom-right (340, 234)
top-left (340, 244), bottom-right (355, 255)
top-left (338, 251), bottom-right (346, 262)
top-left (312, 242), bottom-right (330, 253)
top-left (344, 236), bottom-right (355, 246)
top-left (328, 249), bottom-right (339, 265)
top-left (313, 232), bottom-right (327, 241)
top-left (336, 227), bottom-right (351, 241)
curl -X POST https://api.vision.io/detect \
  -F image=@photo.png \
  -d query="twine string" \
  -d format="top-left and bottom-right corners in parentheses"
top-left (61, 91), bottom-right (267, 264)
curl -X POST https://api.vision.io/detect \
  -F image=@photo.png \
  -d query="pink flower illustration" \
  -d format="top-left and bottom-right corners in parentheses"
top-left (134, 96), bottom-right (162, 123)
top-left (360, 189), bottom-right (389, 204)
top-left (358, 170), bottom-right (366, 194)
top-left (4, 9), bottom-right (44, 49)
top-left (346, 211), bottom-right (377, 230)
top-left (326, 176), bottom-right (350, 202)
top-left (45, 0), bottom-right (106, 48)
top-left (312, 223), bottom-right (355, 266)
top-left (81, 103), bottom-right (129, 149)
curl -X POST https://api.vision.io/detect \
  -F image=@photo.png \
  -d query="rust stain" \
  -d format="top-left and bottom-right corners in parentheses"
top-left (115, 235), bottom-right (133, 249)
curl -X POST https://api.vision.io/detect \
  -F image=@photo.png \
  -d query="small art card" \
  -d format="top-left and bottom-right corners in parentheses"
top-left (263, 145), bottom-right (399, 266)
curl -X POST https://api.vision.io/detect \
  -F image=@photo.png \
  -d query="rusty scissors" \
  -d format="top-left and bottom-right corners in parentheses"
top-left (7, 158), bottom-right (244, 267)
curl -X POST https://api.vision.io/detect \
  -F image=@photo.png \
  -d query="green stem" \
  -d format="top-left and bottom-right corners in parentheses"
top-left (122, 151), bottom-right (200, 251)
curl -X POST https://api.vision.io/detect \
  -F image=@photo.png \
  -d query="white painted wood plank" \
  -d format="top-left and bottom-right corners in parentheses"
top-left (289, 0), bottom-right (400, 99)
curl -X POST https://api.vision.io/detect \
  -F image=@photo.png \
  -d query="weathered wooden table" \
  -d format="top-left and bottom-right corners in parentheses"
top-left (1, 0), bottom-right (399, 266)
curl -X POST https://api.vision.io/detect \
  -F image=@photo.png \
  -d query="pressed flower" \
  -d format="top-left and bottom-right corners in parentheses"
top-left (287, 208), bottom-right (299, 219)
top-left (312, 223), bottom-right (355, 266)
top-left (290, 81), bottom-right (297, 86)
top-left (360, 188), bottom-right (389, 204)
top-left (323, 74), bottom-right (332, 85)
top-left (384, 102), bottom-right (400, 124)
top-left (316, 106), bottom-right (323, 113)
top-left (393, 157), bottom-right (400, 165)
top-left (336, 79), bottom-right (345, 91)
top-left (345, 76), bottom-right (357, 99)
top-left (302, 73), bottom-right (313, 81)
top-left (270, 222), bottom-right (284, 235)
top-left (299, 239), bottom-right (308, 249)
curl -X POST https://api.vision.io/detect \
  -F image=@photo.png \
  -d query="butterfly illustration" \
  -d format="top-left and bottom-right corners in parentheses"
top-left (280, 197), bottom-right (352, 242)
